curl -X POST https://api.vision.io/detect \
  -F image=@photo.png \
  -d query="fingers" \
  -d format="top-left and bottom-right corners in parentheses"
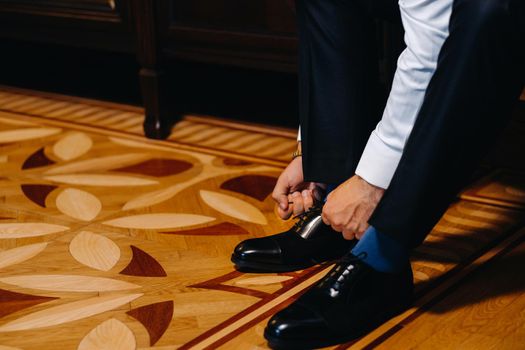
top-left (302, 190), bottom-right (314, 211)
top-left (342, 228), bottom-right (356, 240)
top-left (278, 190), bottom-right (317, 219)
top-left (355, 222), bottom-right (369, 240)
top-left (272, 177), bottom-right (291, 212)
top-left (291, 192), bottom-right (304, 216)
top-left (277, 204), bottom-right (293, 220)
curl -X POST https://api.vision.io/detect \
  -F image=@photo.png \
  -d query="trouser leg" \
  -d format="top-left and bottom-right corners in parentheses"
top-left (297, 0), bottom-right (400, 184)
top-left (369, 0), bottom-right (525, 248)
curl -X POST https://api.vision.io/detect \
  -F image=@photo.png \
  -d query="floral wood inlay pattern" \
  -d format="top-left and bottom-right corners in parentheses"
top-left (119, 246), bottom-right (167, 277)
top-left (126, 300), bottom-right (174, 345)
top-left (55, 188), bottom-right (102, 221)
top-left (115, 158), bottom-right (193, 177)
top-left (21, 148), bottom-right (55, 170)
top-left (52, 132), bottom-right (93, 161)
top-left (0, 275), bottom-right (141, 292)
top-left (20, 184), bottom-right (57, 208)
top-left (0, 242), bottom-right (48, 269)
top-left (78, 318), bottom-right (136, 350)
top-left (0, 289), bottom-right (57, 319)
top-left (199, 190), bottom-right (268, 225)
top-left (103, 213), bottom-right (215, 230)
top-left (0, 223), bottom-right (69, 239)
top-left (221, 175), bottom-right (277, 201)
top-left (0, 293), bottom-right (143, 332)
top-left (69, 231), bottom-right (121, 272)
top-left (161, 222), bottom-right (249, 236)
top-left (43, 174), bottom-right (158, 187)
top-left (44, 153), bottom-right (150, 175)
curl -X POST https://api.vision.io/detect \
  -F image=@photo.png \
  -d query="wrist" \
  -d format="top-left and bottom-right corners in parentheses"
top-left (355, 174), bottom-right (385, 191)
top-left (292, 141), bottom-right (302, 160)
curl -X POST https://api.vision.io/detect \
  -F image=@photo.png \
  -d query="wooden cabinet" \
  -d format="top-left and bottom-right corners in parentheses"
top-left (0, 0), bottom-right (134, 53)
top-left (166, 0), bottom-right (297, 71)
top-left (0, 0), bottom-right (402, 139)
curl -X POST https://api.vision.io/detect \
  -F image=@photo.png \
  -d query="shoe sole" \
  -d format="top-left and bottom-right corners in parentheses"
top-left (231, 253), bottom-right (319, 273)
top-left (264, 329), bottom-right (363, 350)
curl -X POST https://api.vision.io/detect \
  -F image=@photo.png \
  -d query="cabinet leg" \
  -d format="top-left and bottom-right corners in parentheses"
top-left (139, 67), bottom-right (178, 139)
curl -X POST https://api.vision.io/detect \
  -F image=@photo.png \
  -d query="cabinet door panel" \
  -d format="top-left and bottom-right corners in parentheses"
top-left (172, 0), bottom-right (296, 34)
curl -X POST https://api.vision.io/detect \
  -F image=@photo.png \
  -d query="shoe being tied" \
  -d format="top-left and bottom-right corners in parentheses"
top-left (231, 205), bottom-right (355, 273)
top-left (264, 253), bottom-right (414, 349)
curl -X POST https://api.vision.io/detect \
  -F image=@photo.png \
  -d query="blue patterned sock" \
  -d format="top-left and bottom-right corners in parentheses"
top-left (351, 226), bottom-right (409, 273)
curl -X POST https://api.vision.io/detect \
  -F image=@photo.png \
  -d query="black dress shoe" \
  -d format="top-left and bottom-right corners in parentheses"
top-left (231, 206), bottom-right (355, 273)
top-left (264, 253), bottom-right (414, 349)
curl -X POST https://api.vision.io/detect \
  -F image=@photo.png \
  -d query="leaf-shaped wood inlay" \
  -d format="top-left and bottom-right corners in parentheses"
top-left (120, 246), bottom-right (167, 277)
top-left (56, 188), bottom-right (102, 221)
top-left (0, 127), bottom-right (61, 144)
top-left (127, 300), bottom-right (173, 345)
top-left (45, 153), bottom-right (150, 175)
top-left (0, 293), bottom-right (142, 332)
top-left (21, 184), bottom-right (57, 207)
top-left (0, 223), bottom-right (69, 238)
top-left (69, 231), bottom-right (120, 271)
top-left (78, 318), bottom-right (136, 350)
top-left (234, 276), bottom-right (293, 286)
top-left (52, 132), bottom-right (93, 161)
top-left (0, 242), bottom-right (48, 269)
top-left (115, 158), bottom-right (193, 177)
top-left (43, 174), bottom-right (158, 187)
top-left (21, 148), bottom-right (55, 170)
top-left (0, 275), bottom-right (140, 292)
top-left (200, 190), bottom-right (268, 225)
top-left (103, 213), bottom-right (215, 230)
top-left (161, 222), bottom-right (249, 236)
top-left (122, 186), bottom-right (181, 211)
top-left (221, 175), bottom-right (277, 201)
top-left (0, 288), bottom-right (57, 318)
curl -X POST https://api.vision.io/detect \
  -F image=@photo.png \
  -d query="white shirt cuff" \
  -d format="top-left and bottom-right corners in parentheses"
top-left (355, 132), bottom-right (403, 189)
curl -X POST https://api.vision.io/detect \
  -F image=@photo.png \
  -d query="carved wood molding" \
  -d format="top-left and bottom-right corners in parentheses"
top-left (0, 0), bottom-right (122, 22)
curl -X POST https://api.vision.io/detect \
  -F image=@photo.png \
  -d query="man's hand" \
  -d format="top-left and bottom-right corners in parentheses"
top-left (272, 156), bottom-right (325, 220)
top-left (322, 175), bottom-right (385, 240)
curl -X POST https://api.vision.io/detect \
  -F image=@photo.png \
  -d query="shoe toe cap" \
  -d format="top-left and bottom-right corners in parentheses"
top-left (233, 237), bottom-right (281, 264)
top-left (265, 303), bottom-right (328, 340)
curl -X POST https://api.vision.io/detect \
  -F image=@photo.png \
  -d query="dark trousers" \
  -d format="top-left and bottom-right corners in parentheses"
top-left (297, 0), bottom-right (524, 248)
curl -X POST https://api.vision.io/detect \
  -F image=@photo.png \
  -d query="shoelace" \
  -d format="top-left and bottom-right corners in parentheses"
top-left (328, 252), bottom-right (367, 298)
top-left (292, 205), bottom-right (322, 229)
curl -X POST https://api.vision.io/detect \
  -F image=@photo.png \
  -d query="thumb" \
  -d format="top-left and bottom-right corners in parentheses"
top-left (278, 194), bottom-right (289, 211)
top-left (273, 177), bottom-right (291, 211)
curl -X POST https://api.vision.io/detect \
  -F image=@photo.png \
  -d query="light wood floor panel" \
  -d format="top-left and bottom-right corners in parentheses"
top-left (0, 86), bottom-right (524, 349)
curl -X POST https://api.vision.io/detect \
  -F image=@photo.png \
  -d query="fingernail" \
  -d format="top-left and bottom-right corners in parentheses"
top-left (280, 203), bottom-right (286, 210)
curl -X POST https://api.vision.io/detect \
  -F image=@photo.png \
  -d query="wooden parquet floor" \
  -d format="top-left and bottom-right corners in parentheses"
top-left (0, 85), bottom-right (524, 349)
